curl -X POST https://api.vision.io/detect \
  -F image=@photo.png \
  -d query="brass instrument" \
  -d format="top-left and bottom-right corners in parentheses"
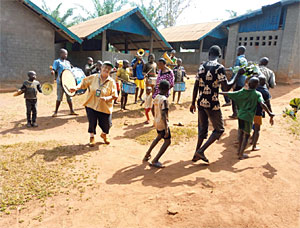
top-left (137, 49), bottom-right (145, 63)
top-left (162, 52), bottom-right (175, 65)
top-left (41, 82), bottom-right (53, 96)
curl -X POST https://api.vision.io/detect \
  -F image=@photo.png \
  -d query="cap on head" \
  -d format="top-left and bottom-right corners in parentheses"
top-left (259, 57), bottom-right (269, 66)
top-left (59, 48), bottom-right (67, 54)
top-left (159, 80), bottom-right (170, 92)
top-left (103, 61), bottom-right (114, 68)
top-left (27, 71), bottom-right (36, 77)
top-left (171, 50), bottom-right (176, 54)
top-left (177, 58), bottom-right (182, 63)
top-left (123, 60), bottom-right (129, 65)
top-left (158, 58), bottom-right (167, 64)
top-left (87, 57), bottom-right (93, 62)
top-left (96, 60), bottom-right (103, 65)
top-left (208, 45), bottom-right (222, 58)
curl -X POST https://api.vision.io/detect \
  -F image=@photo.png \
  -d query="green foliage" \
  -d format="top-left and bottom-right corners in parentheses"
top-left (226, 9), bottom-right (238, 18)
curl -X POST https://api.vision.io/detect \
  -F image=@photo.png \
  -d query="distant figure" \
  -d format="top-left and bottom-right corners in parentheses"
top-left (17, 71), bottom-right (42, 127)
top-left (230, 46), bottom-right (248, 119)
top-left (168, 50), bottom-right (177, 69)
top-left (172, 58), bottom-right (189, 104)
top-left (91, 60), bottom-right (102, 74)
top-left (84, 57), bottom-right (96, 76)
top-left (259, 57), bottom-right (276, 89)
top-left (140, 87), bottom-right (153, 124)
top-left (221, 77), bottom-right (274, 160)
top-left (144, 53), bottom-right (157, 91)
top-left (143, 80), bottom-right (171, 168)
top-left (117, 60), bottom-right (132, 110)
top-left (132, 54), bottom-right (145, 104)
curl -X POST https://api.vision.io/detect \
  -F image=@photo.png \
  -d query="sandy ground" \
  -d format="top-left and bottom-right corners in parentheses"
top-left (0, 78), bottom-right (300, 228)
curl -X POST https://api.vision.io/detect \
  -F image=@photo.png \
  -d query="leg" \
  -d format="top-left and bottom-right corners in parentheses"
top-left (53, 84), bottom-right (63, 116)
top-left (86, 107), bottom-right (97, 135)
top-left (98, 112), bottom-right (112, 144)
top-left (195, 106), bottom-right (209, 152)
top-left (172, 91), bottom-right (176, 102)
top-left (134, 87), bottom-right (139, 103)
top-left (66, 95), bottom-right (77, 115)
top-left (145, 108), bottom-right (150, 122)
top-left (177, 92), bottom-right (181, 104)
top-left (139, 89), bottom-right (144, 100)
top-left (144, 134), bottom-right (162, 161)
top-left (239, 133), bottom-right (250, 159)
top-left (121, 93), bottom-right (125, 109)
top-left (252, 124), bottom-right (260, 151)
top-left (31, 99), bottom-right (38, 126)
top-left (151, 138), bottom-right (171, 165)
top-left (25, 99), bottom-right (31, 126)
top-left (237, 129), bottom-right (244, 155)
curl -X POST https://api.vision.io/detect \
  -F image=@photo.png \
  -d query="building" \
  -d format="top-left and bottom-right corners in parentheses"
top-left (0, 0), bottom-right (82, 90)
top-left (67, 8), bottom-right (171, 67)
top-left (223, 0), bottom-right (300, 83)
top-left (159, 22), bottom-right (227, 72)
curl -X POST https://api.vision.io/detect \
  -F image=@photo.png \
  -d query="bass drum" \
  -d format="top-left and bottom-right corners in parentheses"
top-left (61, 67), bottom-right (86, 97)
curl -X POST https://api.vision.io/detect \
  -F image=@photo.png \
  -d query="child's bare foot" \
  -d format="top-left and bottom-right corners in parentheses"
top-left (239, 154), bottom-right (249, 160)
top-left (192, 152), bottom-right (209, 163)
top-left (252, 146), bottom-right (260, 151)
top-left (143, 154), bottom-right (151, 162)
top-left (149, 161), bottom-right (165, 168)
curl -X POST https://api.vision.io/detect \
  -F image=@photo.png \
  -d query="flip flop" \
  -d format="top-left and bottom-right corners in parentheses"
top-left (69, 112), bottom-right (79, 116)
top-left (149, 161), bottom-right (165, 168)
top-left (192, 152), bottom-right (209, 163)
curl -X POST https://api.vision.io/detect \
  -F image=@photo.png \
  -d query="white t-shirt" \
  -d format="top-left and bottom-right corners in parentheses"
top-left (144, 93), bottom-right (153, 109)
top-left (153, 94), bottom-right (169, 131)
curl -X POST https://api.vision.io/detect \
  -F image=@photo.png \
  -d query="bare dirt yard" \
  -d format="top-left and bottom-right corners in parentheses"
top-left (0, 78), bottom-right (299, 228)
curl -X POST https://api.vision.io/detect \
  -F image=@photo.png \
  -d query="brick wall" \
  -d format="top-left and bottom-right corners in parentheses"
top-left (0, 0), bottom-right (54, 90)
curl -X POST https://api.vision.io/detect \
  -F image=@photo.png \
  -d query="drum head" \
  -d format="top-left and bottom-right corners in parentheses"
top-left (61, 69), bottom-right (76, 97)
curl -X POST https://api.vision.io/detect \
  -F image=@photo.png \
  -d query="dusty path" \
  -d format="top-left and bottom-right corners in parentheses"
top-left (0, 79), bottom-right (299, 228)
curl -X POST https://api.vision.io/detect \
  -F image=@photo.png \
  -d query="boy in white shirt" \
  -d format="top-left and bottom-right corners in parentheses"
top-left (140, 87), bottom-right (153, 124)
top-left (143, 80), bottom-right (171, 168)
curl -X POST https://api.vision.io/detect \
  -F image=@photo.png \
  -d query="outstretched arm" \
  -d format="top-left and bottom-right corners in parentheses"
top-left (190, 80), bottom-right (199, 114)
top-left (220, 68), bottom-right (245, 91)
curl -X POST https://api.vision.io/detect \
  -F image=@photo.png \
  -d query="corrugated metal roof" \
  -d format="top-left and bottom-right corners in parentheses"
top-left (159, 22), bottom-right (222, 43)
top-left (19, 0), bottom-right (82, 43)
top-left (222, 0), bottom-right (300, 26)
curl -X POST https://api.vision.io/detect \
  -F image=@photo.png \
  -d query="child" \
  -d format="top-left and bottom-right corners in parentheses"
top-left (251, 75), bottom-right (272, 151)
top-left (144, 54), bottom-right (157, 91)
top-left (221, 77), bottom-right (274, 160)
top-left (172, 58), bottom-right (189, 104)
top-left (143, 80), bottom-right (171, 168)
top-left (117, 60), bottom-right (131, 110)
top-left (18, 71), bottom-right (42, 127)
top-left (140, 87), bottom-right (153, 124)
top-left (111, 61), bottom-right (120, 104)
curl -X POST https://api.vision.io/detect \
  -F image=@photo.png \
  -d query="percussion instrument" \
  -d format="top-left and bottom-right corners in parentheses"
top-left (122, 81), bottom-right (136, 94)
top-left (147, 77), bottom-right (157, 86)
top-left (174, 82), bottom-right (186, 92)
top-left (61, 67), bottom-right (86, 97)
top-left (41, 82), bottom-right (53, 96)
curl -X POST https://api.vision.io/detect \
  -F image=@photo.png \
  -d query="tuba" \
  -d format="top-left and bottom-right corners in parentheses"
top-left (137, 49), bottom-right (145, 63)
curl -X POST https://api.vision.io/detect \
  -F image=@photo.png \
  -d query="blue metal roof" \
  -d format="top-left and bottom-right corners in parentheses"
top-left (86, 7), bottom-right (171, 49)
top-left (20, 0), bottom-right (82, 43)
top-left (221, 0), bottom-right (300, 27)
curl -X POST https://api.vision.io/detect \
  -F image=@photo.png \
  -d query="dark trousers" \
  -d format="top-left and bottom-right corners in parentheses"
top-left (197, 106), bottom-right (224, 139)
top-left (26, 99), bottom-right (37, 123)
top-left (85, 107), bottom-right (112, 134)
top-left (232, 86), bottom-right (243, 115)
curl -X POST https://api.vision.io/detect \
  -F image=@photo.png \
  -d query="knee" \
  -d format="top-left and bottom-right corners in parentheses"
top-left (213, 129), bottom-right (224, 139)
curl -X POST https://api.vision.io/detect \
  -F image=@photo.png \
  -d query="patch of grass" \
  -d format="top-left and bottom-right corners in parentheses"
top-left (135, 126), bottom-right (197, 145)
top-left (0, 141), bottom-right (94, 213)
top-left (286, 113), bottom-right (300, 138)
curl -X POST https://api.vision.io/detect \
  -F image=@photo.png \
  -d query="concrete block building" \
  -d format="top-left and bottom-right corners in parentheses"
top-left (0, 0), bottom-right (82, 90)
top-left (223, 0), bottom-right (300, 83)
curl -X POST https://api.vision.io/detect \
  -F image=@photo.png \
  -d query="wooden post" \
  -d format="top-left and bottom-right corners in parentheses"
top-left (199, 39), bottom-right (204, 62)
top-left (149, 34), bottom-right (153, 53)
top-left (125, 37), bottom-right (128, 54)
top-left (101, 30), bottom-right (107, 60)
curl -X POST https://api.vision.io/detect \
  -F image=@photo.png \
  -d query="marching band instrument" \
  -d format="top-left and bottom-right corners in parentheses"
top-left (162, 52), bottom-right (174, 65)
top-left (61, 67), bottom-right (86, 97)
top-left (137, 49), bottom-right (145, 64)
top-left (41, 83), bottom-right (53, 96)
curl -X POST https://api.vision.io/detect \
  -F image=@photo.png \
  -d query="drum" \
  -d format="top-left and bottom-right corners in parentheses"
top-left (122, 81), bottom-right (136, 94)
top-left (147, 77), bottom-right (157, 86)
top-left (174, 82), bottom-right (186, 92)
top-left (61, 67), bottom-right (86, 97)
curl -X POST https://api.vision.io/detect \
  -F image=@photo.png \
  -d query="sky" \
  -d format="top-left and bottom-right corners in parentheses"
top-left (31, 0), bottom-right (280, 26)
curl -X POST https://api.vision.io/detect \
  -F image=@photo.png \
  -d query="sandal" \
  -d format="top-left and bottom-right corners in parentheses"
top-left (192, 152), bottom-right (209, 163)
top-left (149, 161), bottom-right (165, 168)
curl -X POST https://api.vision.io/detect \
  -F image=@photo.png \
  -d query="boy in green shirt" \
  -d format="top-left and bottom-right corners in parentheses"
top-left (220, 77), bottom-right (274, 160)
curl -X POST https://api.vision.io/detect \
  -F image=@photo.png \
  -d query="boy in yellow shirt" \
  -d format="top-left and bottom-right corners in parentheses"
top-left (117, 60), bottom-right (131, 110)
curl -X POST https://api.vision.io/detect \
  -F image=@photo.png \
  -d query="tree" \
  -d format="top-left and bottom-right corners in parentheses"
top-left (131, 0), bottom-right (162, 27)
top-left (159, 0), bottom-right (192, 28)
top-left (41, 0), bottom-right (75, 27)
top-left (75, 0), bottom-right (128, 22)
top-left (225, 9), bottom-right (238, 19)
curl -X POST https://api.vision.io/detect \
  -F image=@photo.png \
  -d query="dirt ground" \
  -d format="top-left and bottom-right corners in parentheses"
top-left (0, 78), bottom-right (300, 228)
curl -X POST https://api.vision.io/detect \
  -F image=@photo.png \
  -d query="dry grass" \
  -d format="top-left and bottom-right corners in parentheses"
top-left (135, 126), bottom-right (197, 145)
top-left (0, 141), bottom-right (97, 214)
top-left (286, 113), bottom-right (300, 138)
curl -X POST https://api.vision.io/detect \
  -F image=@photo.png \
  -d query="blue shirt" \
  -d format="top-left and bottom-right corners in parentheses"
top-left (235, 55), bottom-right (247, 88)
top-left (131, 58), bottom-right (144, 80)
top-left (52, 59), bottom-right (71, 83)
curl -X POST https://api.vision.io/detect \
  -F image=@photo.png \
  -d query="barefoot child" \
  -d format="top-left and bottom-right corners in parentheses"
top-left (173, 58), bottom-right (189, 104)
top-left (140, 87), bottom-right (153, 124)
top-left (143, 80), bottom-right (171, 168)
top-left (251, 75), bottom-right (272, 151)
top-left (17, 71), bottom-right (42, 127)
top-left (221, 77), bottom-right (274, 160)
top-left (117, 60), bottom-right (131, 110)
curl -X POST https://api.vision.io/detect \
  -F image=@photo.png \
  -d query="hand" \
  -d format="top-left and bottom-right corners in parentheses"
top-left (237, 68), bottom-right (246, 75)
top-left (164, 128), bottom-right (169, 138)
top-left (69, 88), bottom-right (76, 93)
top-left (51, 70), bottom-right (55, 75)
top-left (269, 116), bottom-right (274, 126)
top-left (190, 104), bottom-right (196, 114)
top-left (99, 97), bottom-right (107, 101)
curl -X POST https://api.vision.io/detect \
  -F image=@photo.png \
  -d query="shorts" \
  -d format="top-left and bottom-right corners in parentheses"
top-left (157, 127), bottom-right (171, 139)
top-left (253, 115), bottom-right (262, 125)
top-left (57, 83), bottom-right (72, 102)
top-left (85, 107), bottom-right (112, 134)
top-left (238, 119), bottom-right (252, 135)
top-left (135, 79), bottom-right (145, 90)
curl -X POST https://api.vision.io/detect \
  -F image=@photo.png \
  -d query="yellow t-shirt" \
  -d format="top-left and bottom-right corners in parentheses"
top-left (79, 74), bottom-right (118, 114)
top-left (117, 68), bottom-right (130, 82)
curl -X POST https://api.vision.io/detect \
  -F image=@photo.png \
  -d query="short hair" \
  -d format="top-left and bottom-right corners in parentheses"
top-left (177, 58), bottom-right (182, 62)
top-left (237, 46), bottom-right (246, 54)
top-left (208, 45), bottom-right (222, 57)
top-left (87, 57), bottom-right (93, 62)
top-left (59, 48), bottom-right (67, 54)
top-left (96, 60), bottom-right (103, 65)
top-left (248, 76), bottom-right (259, 89)
top-left (259, 57), bottom-right (269, 66)
top-left (158, 58), bottom-right (166, 64)
top-left (159, 80), bottom-right (170, 92)
top-left (148, 53), bottom-right (155, 61)
top-left (123, 60), bottom-right (129, 65)
top-left (27, 71), bottom-right (36, 77)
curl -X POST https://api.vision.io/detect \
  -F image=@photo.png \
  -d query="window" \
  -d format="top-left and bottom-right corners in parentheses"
top-left (262, 42), bottom-right (266, 46)
top-left (269, 36), bottom-right (273, 40)
top-left (250, 42), bottom-right (253, 46)
top-left (255, 42), bottom-right (259, 46)
top-left (244, 37), bottom-right (248, 41)
top-left (239, 37), bottom-right (242, 41)
top-left (244, 42), bottom-right (247, 46)
top-left (262, 36), bottom-right (266, 40)
top-left (274, 41), bottom-right (277, 46)
top-left (256, 36), bottom-right (260, 40)
top-left (268, 41), bottom-right (272, 46)
top-left (275, 35), bottom-right (278, 40)
top-left (250, 37), bottom-right (254, 40)
top-left (238, 42), bottom-right (242, 46)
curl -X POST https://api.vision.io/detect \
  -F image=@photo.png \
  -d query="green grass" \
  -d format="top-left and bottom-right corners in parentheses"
top-left (286, 113), bottom-right (300, 138)
top-left (135, 126), bottom-right (197, 145)
top-left (0, 141), bottom-right (97, 214)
